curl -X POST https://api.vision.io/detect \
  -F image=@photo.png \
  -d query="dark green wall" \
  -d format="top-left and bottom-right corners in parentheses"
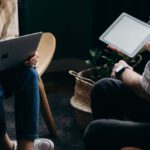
top-left (19, 0), bottom-right (93, 59)
top-left (92, 0), bottom-right (150, 49)
top-left (19, 0), bottom-right (150, 60)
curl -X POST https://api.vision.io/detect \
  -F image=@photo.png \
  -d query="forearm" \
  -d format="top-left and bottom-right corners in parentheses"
top-left (120, 69), bottom-right (150, 100)
top-left (0, 36), bottom-right (17, 41)
top-left (1, 0), bottom-right (19, 38)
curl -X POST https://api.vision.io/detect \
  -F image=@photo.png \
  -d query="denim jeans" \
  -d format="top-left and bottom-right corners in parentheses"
top-left (83, 78), bottom-right (150, 150)
top-left (0, 66), bottom-right (40, 141)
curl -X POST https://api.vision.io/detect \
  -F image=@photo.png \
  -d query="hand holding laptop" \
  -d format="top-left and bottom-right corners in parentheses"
top-left (0, 32), bottom-right (42, 71)
top-left (0, 34), bottom-right (40, 68)
top-left (24, 51), bottom-right (39, 68)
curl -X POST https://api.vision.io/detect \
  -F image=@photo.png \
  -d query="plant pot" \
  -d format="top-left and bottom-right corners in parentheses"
top-left (69, 69), bottom-right (95, 130)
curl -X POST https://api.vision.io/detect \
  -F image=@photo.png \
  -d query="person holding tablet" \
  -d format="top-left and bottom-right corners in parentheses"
top-left (83, 42), bottom-right (150, 150)
top-left (0, 0), bottom-right (54, 150)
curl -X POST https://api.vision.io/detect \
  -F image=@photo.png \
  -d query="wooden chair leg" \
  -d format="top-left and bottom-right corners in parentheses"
top-left (39, 77), bottom-right (57, 137)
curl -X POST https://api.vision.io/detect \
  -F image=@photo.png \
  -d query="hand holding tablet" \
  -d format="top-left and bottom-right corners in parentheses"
top-left (144, 41), bottom-right (150, 52)
top-left (99, 12), bottom-right (150, 58)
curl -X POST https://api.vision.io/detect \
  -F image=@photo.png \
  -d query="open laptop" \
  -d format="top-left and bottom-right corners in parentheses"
top-left (99, 12), bottom-right (150, 58)
top-left (0, 32), bottom-right (42, 71)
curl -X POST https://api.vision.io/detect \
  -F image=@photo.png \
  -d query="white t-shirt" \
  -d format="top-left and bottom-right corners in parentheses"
top-left (0, 0), bottom-right (19, 38)
top-left (140, 61), bottom-right (150, 95)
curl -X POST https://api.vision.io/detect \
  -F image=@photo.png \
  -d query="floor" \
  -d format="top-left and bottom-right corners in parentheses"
top-left (42, 71), bottom-right (75, 96)
top-left (41, 71), bottom-right (85, 150)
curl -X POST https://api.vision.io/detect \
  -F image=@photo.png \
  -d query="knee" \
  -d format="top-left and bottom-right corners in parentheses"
top-left (91, 78), bottom-right (113, 103)
top-left (83, 120), bottom-right (97, 142)
top-left (22, 67), bottom-right (39, 82)
top-left (83, 119), bottom-right (108, 140)
top-left (83, 121), bottom-right (96, 149)
top-left (92, 78), bottom-right (115, 93)
top-left (83, 119), bottom-right (109, 148)
top-left (91, 78), bottom-right (119, 100)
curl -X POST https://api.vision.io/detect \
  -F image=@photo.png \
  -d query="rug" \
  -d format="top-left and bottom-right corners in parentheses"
top-left (4, 94), bottom-right (84, 150)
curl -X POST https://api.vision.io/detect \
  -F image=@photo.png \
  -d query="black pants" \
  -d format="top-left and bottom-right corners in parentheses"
top-left (83, 78), bottom-right (150, 150)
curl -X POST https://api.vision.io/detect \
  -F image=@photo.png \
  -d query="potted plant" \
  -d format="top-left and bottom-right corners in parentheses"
top-left (85, 47), bottom-right (142, 81)
top-left (69, 47), bottom-right (142, 130)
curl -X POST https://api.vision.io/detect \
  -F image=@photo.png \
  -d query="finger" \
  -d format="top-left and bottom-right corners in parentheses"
top-left (107, 45), bottom-right (120, 52)
top-left (27, 53), bottom-right (39, 62)
top-left (35, 51), bottom-right (39, 57)
top-left (144, 41), bottom-right (150, 51)
top-left (113, 63), bottom-right (119, 70)
top-left (32, 59), bottom-right (38, 65)
top-left (26, 52), bottom-right (39, 61)
top-left (25, 59), bottom-right (38, 66)
top-left (111, 71), bottom-right (115, 78)
top-left (34, 62), bottom-right (38, 68)
top-left (119, 60), bottom-right (126, 64)
top-left (30, 57), bottom-right (38, 64)
top-left (30, 54), bottom-right (39, 61)
top-left (107, 45), bottom-right (124, 56)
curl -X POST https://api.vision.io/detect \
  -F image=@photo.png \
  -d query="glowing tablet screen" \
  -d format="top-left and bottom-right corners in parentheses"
top-left (99, 13), bottom-right (150, 57)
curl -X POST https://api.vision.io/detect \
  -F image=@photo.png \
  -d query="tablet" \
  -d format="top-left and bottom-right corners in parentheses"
top-left (0, 32), bottom-right (42, 71)
top-left (99, 12), bottom-right (150, 57)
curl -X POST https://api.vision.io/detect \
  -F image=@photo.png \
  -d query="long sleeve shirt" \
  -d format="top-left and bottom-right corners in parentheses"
top-left (0, 0), bottom-right (19, 38)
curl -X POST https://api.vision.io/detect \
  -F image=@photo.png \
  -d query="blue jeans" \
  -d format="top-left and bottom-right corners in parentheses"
top-left (0, 66), bottom-right (40, 141)
top-left (83, 78), bottom-right (150, 150)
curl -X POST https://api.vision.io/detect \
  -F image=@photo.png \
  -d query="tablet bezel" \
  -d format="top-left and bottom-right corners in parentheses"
top-left (99, 12), bottom-right (150, 58)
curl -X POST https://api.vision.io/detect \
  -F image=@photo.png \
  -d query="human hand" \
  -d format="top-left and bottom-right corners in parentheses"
top-left (107, 45), bottom-right (124, 56)
top-left (144, 41), bottom-right (150, 52)
top-left (111, 60), bottom-right (133, 78)
top-left (24, 51), bottom-right (39, 68)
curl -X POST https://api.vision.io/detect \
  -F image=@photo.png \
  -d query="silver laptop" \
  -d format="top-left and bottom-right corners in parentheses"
top-left (99, 12), bottom-right (150, 58)
top-left (0, 32), bottom-right (42, 71)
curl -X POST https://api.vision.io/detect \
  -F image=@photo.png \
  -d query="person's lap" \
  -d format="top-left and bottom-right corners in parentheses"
top-left (83, 119), bottom-right (150, 150)
top-left (91, 78), bottom-right (150, 122)
top-left (83, 78), bottom-right (150, 150)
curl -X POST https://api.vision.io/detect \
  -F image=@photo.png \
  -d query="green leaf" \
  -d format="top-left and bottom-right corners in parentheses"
top-left (89, 49), bottom-right (97, 57)
top-left (85, 60), bottom-right (92, 65)
top-left (95, 51), bottom-right (102, 61)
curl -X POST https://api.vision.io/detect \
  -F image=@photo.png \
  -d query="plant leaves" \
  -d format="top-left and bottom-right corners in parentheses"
top-left (85, 60), bottom-right (92, 65)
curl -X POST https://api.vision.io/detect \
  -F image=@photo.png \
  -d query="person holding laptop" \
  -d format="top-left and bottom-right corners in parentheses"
top-left (83, 42), bottom-right (150, 149)
top-left (0, 0), bottom-right (54, 150)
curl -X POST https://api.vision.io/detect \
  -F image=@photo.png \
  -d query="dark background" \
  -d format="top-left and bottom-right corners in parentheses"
top-left (18, 0), bottom-right (150, 60)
